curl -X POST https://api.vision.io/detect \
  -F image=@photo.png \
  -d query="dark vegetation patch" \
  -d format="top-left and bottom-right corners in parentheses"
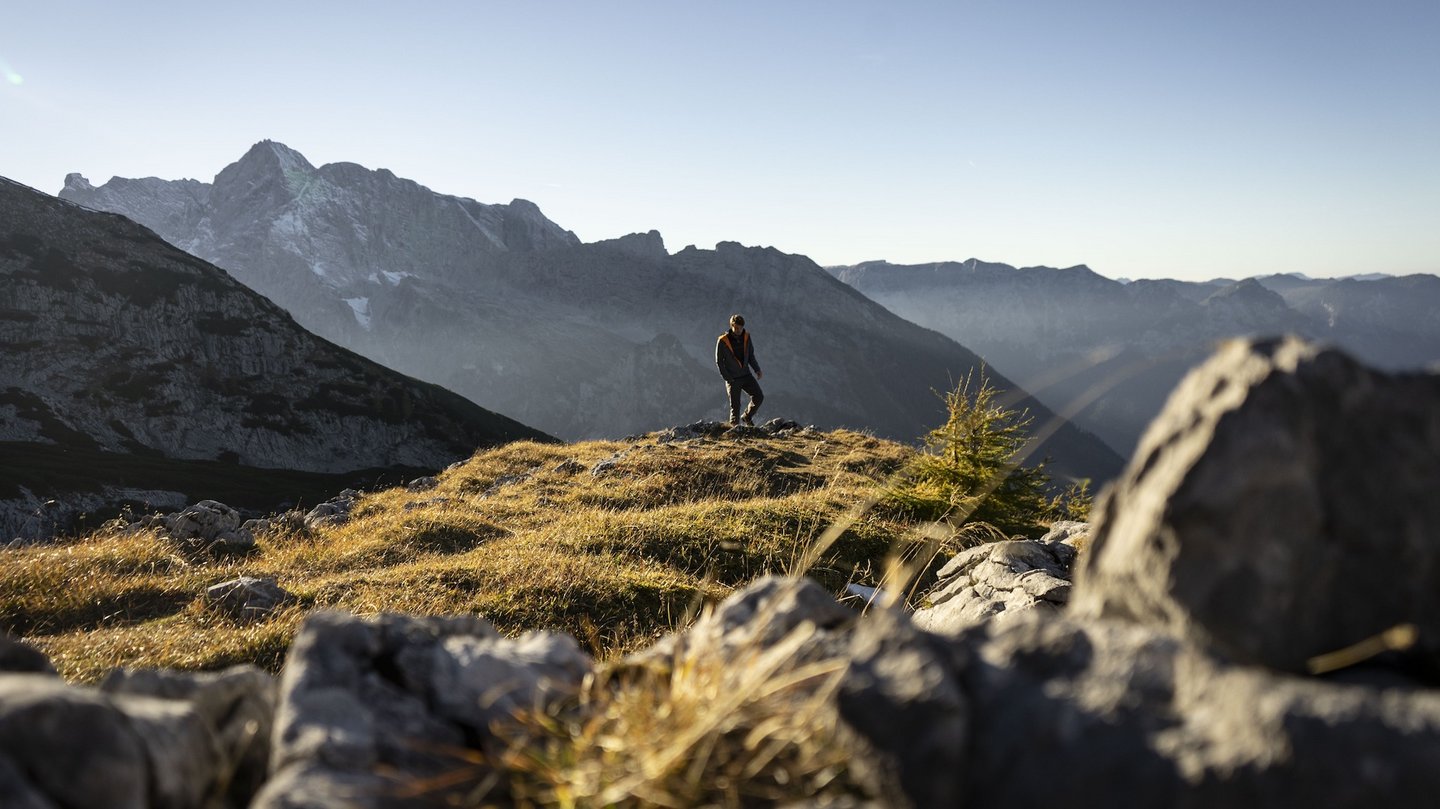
top-left (295, 380), bottom-right (417, 425)
top-left (0, 388), bottom-right (98, 450)
top-left (0, 231), bottom-right (44, 258)
top-left (0, 440), bottom-right (434, 525)
top-left (102, 366), bottom-right (171, 402)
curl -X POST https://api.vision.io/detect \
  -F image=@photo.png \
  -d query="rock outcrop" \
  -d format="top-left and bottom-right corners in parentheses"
top-left (254, 612), bottom-right (590, 808)
top-left (912, 522), bottom-right (1085, 635)
top-left (0, 664), bottom-right (275, 808)
top-left (1073, 336), bottom-right (1440, 673)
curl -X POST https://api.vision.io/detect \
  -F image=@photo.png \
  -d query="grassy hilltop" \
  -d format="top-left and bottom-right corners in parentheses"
top-left (1, 426), bottom-right (973, 682)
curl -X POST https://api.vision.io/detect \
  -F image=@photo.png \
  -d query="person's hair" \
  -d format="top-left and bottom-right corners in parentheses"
top-left (730, 314), bottom-right (745, 327)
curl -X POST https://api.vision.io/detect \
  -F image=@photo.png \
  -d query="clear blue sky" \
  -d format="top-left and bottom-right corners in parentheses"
top-left (3, 1), bottom-right (1437, 280)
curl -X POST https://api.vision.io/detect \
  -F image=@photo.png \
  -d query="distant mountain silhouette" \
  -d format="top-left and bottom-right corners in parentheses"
top-left (1, 176), bottom-right (549, 539)
top-left (830, 259), bottom-right (1440, 454)
top-left (60, 142), bottom-right (1123, 484)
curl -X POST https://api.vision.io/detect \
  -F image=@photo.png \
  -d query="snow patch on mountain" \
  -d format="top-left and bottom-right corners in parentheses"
top-left (344, 297), bottom-right (372, 329)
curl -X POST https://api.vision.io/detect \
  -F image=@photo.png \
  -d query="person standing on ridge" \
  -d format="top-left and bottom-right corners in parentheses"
top-left (716, 314), bottom-right (764, 426)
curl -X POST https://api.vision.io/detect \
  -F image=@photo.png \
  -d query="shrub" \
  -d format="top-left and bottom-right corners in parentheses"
top-left (884, 369), bottom-right (1052, 537)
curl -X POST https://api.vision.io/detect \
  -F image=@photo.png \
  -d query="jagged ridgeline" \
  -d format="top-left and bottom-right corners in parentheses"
top-left (59, 141), bottom-right (1122, 483)
top-left (0, 177), bottom-right (550, 538)
top-left (831, 260), bottom-right (1440, 455)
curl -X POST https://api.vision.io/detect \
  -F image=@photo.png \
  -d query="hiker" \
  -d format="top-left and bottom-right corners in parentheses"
top-left (716, 314), bottom-right (764, 426)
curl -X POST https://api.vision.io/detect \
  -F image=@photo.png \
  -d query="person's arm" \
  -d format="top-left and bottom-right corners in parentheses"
top-left (748, 339), bottom-right (762, 379)
top-left (715, 337), bottom-right (727, 377)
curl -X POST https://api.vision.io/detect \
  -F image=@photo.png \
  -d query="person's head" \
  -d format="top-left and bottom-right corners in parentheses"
top-left (729, 314), bottom-right (745, 333)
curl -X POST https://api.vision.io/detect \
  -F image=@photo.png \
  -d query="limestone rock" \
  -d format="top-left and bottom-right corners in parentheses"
top-left (553, 457), bottom-right (585, 474)
top-left (205, 576), bottom-right (295, 621)
top-left (1072, 337), bottom-right (1440, 673)
top-left (100, 666), bottom-right (278, 807)
top-left (912, 536), bottom-right (1077, 635)
top-left (255, 611), bottom-right (591, 809)
top-left (0, 668), bottom-right (274, 808)
top-left (405, 476), bottom-right (438, 492)
top-left (956, 612), bottom-right (1440, 807)
top-left (302, 489), bottom-right (361, 530)
top-left (635, 576), bottom-right (856, 666)
top-left (838, 608), bottom-right (968, 808)
top-left (164, 500), bottom-right (256, 554)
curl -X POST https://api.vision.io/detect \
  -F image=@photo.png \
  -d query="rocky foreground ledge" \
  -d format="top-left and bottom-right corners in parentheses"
top-left (4, 335), bottom-right (1440, 807)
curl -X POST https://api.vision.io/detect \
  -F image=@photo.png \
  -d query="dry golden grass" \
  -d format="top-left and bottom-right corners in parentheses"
top-left (2, 429), bottom-right (924, 682)
top-left (494, 622), bottom-right (877, 808)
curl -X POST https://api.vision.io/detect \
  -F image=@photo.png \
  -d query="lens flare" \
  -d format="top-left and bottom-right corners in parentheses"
top-left (0, 57), bottom-right (22, 85)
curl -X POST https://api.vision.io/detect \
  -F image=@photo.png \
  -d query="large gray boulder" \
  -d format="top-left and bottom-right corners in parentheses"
top-left (1072, 336), bottom-right (1440, 673)
top-left (255, 611), bottom-right (591, 809)
top-left (0, 665), bottom-right (275, 809)
top-left (956, 612), bottom-right (1440, 807)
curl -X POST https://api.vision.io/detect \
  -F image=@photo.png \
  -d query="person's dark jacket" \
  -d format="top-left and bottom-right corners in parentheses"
top-left (716, 329), bottom-right (761, 381)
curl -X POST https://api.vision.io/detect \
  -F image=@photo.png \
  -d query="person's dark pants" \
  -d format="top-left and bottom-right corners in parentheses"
top-left (726, 374), bottom-right (764, 424)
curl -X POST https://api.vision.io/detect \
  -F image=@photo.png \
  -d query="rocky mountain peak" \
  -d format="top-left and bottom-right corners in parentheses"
top-left (592, 230), bottom-right (668, 262)
top-left (62, 172), bottom-right (93, 193)
top-left (1203, 277), bottom-right (1288, 311)
top-left (211, 140), bottom-right (316, 204)
top-left (235, 140), bottom-right (316, 177)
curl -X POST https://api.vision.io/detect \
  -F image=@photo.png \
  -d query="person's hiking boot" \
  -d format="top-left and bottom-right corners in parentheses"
top-left (741, 415), bottom-right (754, 427)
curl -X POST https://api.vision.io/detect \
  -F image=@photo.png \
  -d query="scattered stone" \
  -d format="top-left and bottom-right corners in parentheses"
top-left (131, 499), bottom-right (258, 554)
top-left (913, 536), bottom-right (1077, 636)
top-left (553, 457), bottom-right (586, 474)
top-left (482, 470), bottom-right (536, 496)
top-left (0, 635), bottom-right (54, 675)
top-left (241, 509), bottom-right (306, 538)
top-left (303, 489), bottom-right (362, 530)
top-left (1072, 337), bottom-right (1440, 673)
top-left (405, 476), bottom-right (439, 492)
top-left (205, 576), bottom-right (295, 621)
top-left (655, 420), bottom-right (731, 444)
top-left (1039, 519), bottom-right (1090, 546)
top-left (760, 417), bottom-right (802, 434)
top-left (590, 452), bottom-right (627, 477)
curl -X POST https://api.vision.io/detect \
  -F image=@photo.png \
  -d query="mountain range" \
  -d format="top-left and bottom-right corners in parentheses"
top-left (58, 141), bottom-right (1122, 484)
top-left (829, 260), bottom-right (1440, 453)
top-left (0, 176), bottom-right (548, 539)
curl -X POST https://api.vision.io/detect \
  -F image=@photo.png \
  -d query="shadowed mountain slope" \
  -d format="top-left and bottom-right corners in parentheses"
top-left (0, 176), bottom-right (550, 538)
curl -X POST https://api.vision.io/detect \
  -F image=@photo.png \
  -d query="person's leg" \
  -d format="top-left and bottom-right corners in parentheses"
top-left (726, 380), bottom-right (742, 424)
top-left (741, 376), bottom-right (764, 424)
